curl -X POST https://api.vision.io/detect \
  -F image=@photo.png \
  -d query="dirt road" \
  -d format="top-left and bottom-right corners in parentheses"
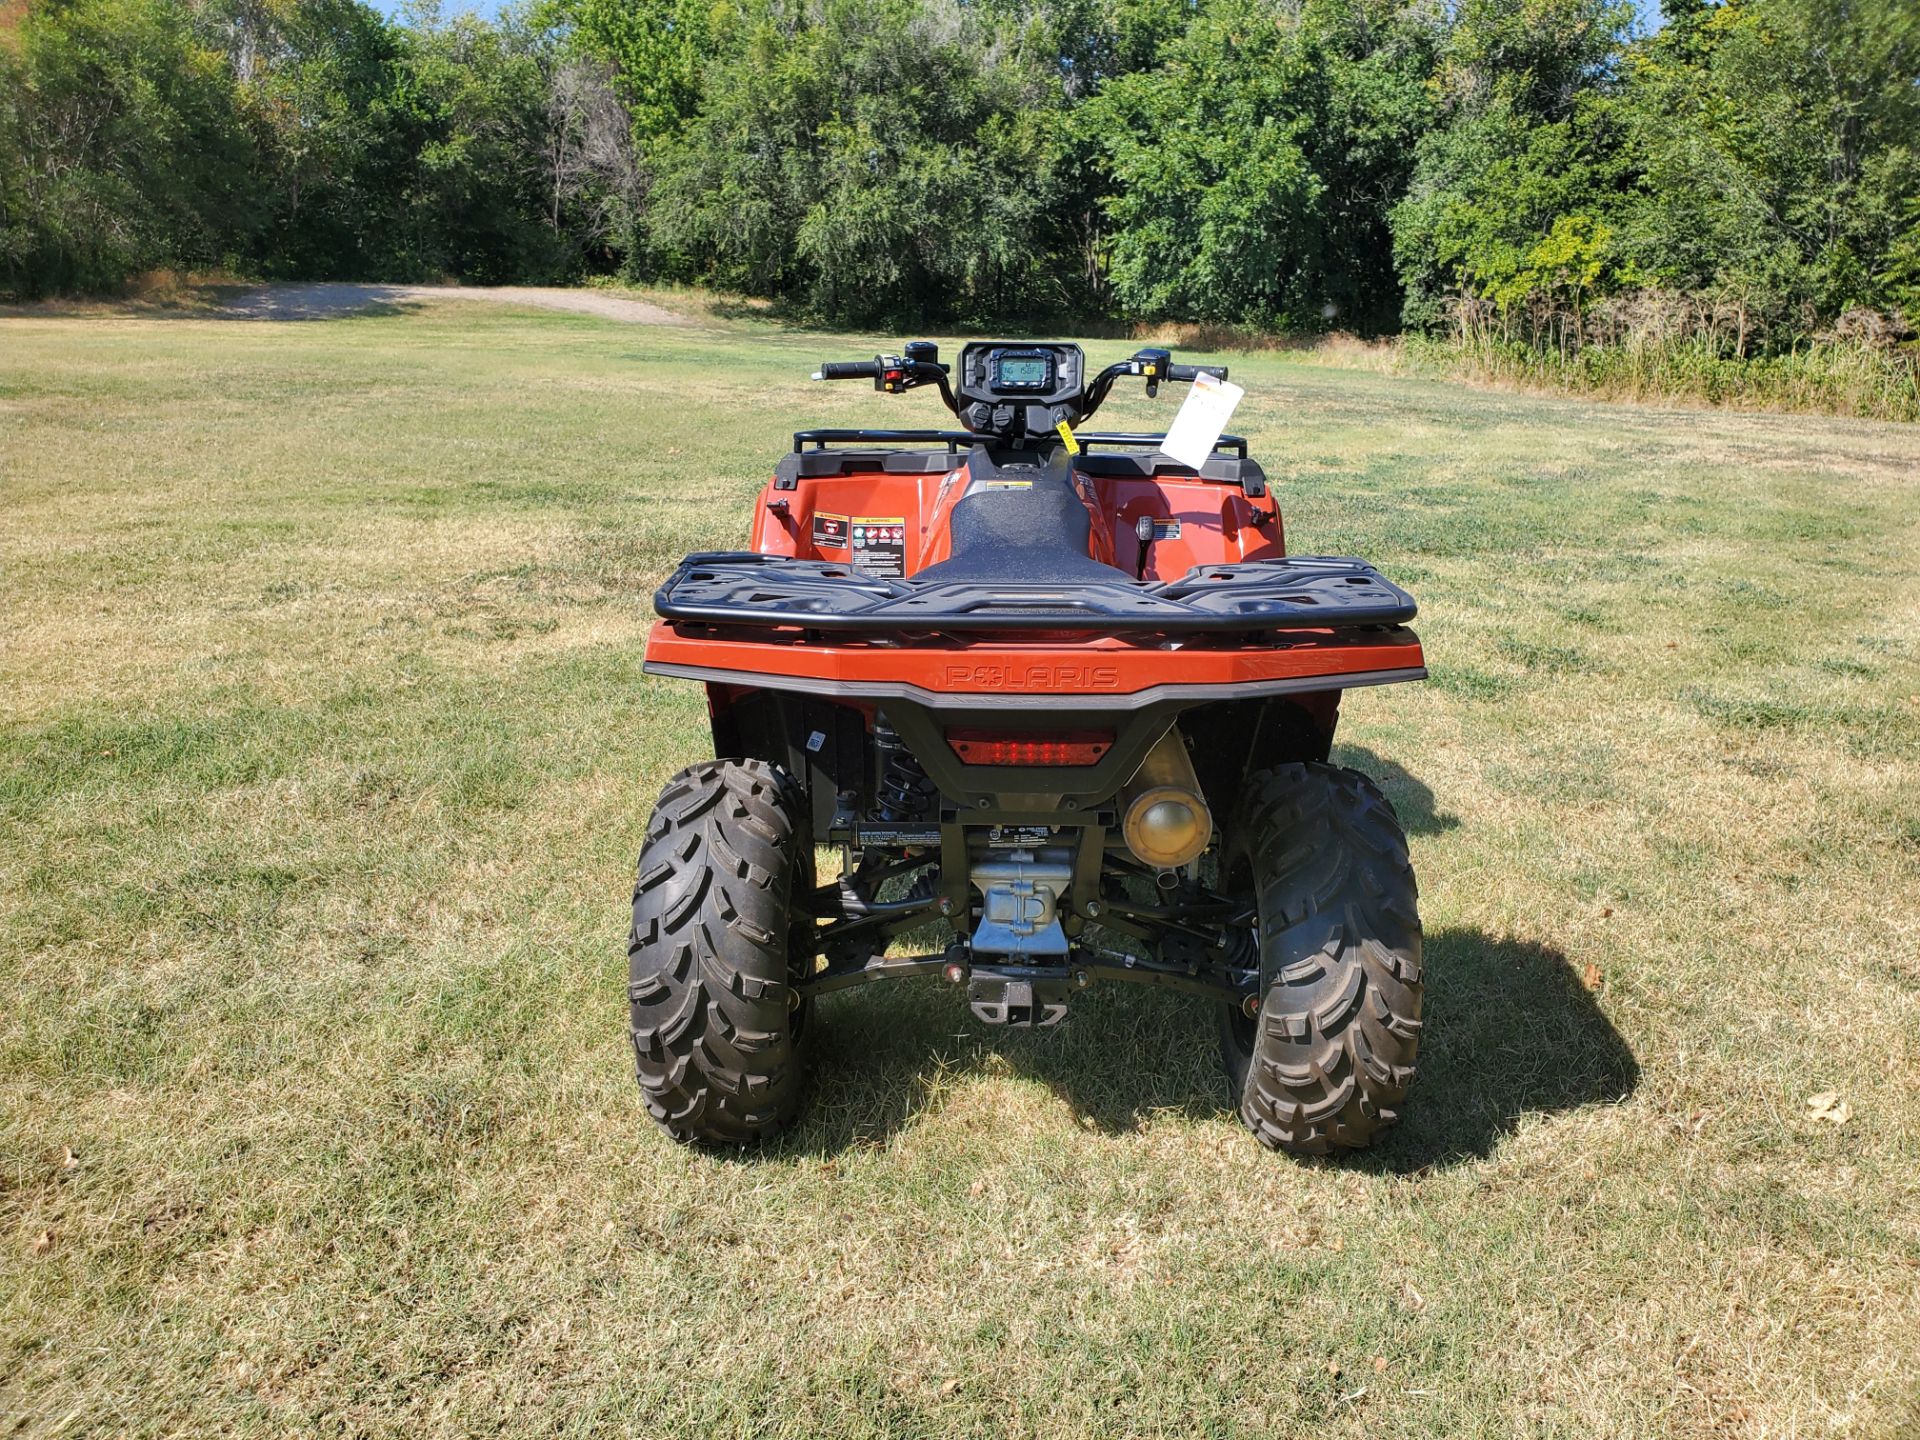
top-left (221, 282), bottom-right (687, 325)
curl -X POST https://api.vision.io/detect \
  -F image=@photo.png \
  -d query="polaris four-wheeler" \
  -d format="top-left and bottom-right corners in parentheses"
top-left (630, 341), bottom-right (1426, 1154)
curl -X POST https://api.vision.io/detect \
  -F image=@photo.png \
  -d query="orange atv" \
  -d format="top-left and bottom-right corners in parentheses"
top-left (631, 341), bottom-right (1425, 1154)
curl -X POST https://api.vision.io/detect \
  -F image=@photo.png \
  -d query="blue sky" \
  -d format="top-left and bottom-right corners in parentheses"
top-left (365, 0), bottom-right (507, 18)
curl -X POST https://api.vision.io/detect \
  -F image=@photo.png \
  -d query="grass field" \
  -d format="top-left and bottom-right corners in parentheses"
top-left (3, 298), bottom-right (1919, 1438)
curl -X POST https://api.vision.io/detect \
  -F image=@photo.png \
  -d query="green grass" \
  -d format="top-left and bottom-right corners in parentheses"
top-left (3, 300), bottom-right (1919, 1438)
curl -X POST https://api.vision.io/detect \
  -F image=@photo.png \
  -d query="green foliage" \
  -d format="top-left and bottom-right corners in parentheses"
top-left (544, 0), bottom-right (712, 140)
top-left (642, 0), bottom-right (1073, 323)
top-left (0, 0), bottom-right (259, 293)
top-left (1885, 197), bottom-right (1920, 327)
top-left (1, 0), bottom-right (579, 295)
top-left (1086, 0), bottom-right (1436, 333)
top-left (1608, 0), bottom-right (1920, 338)
top-left (1, 0), bottom-right (1917, 382)
top-left (1392, 94), bottom-right (1626, 331)
top-left (1394, 0), bottom-right (1920, 356)
top-left (383, 14), bottom-right (568, 282)
top-left (229, 0), bottom-right (414, 277)
top-left (1435, 0), bottom-right (1630, 119)
top-left (1087, 0), bottom-right (1323, 329)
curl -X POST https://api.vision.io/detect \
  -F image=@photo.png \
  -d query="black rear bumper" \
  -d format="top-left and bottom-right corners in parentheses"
top-left (654, 552), bottom-right (1417, 636)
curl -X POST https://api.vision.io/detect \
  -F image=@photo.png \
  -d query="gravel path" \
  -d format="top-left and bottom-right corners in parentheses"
top-left (221, 282), bottom-right (687, 325)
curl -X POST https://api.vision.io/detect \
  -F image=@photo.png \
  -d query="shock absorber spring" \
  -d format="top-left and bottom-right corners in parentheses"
top-left (872, 711), bottom-right (935, 822)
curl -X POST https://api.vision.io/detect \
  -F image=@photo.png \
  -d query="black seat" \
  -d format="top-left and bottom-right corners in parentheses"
top-left (914, 469), bottom-right (1122, 586)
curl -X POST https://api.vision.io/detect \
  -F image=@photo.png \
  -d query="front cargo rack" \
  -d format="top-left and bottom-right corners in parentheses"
top-left (778, 431), bottom-right (1267, 495)
top-left (790, 428), bottom-right (1249, 458)
top-left (654, 553), bottom-right (1416, 636)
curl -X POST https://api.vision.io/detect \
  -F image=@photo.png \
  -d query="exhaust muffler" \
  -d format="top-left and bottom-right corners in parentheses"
top-left (1119, 725), bottom-right (1213, 869)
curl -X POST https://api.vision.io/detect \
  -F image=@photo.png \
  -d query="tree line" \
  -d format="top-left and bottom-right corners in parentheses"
top-left (3, 0), bottom-right (1916, 364)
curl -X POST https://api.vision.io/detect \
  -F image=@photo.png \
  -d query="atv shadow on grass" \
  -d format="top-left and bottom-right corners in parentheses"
top-left (772, 928), bottom-right (1637, 1171)
top-left (1332, 743), bottom-right (1460, 836)
top-left (1355, 930), bottom-right (1640, 1174)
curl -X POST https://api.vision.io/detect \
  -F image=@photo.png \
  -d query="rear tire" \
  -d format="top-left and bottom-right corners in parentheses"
top-left (1219, 763), bottom-right (1423, 1154)
top-left (627, 759), bottom-right (814, 1145)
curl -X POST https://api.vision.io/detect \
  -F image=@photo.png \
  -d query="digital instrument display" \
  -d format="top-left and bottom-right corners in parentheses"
top-left (992, 352), bottom-right (1053, 391)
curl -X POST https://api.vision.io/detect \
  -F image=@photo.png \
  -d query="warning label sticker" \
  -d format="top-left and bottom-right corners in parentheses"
top-left (851, 516), bottom-right (906, 577)
top-left (812, 512), bottom-right (850, 549)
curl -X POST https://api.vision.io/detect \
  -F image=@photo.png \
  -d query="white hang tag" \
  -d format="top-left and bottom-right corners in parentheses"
top-left (1159, 371), bottom-right (1245, 470)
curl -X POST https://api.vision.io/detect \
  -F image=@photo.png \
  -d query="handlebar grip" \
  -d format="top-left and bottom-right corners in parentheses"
top-left (817, 360), bottom-right (880, 380)
top-left (1167, 363), bottom-right (1229, 382)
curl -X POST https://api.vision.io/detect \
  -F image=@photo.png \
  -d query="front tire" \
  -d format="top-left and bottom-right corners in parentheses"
top-left (627, 759), bottom-right (814, 1145)
top-left (1220, 763), bottom-right (1423, 1154)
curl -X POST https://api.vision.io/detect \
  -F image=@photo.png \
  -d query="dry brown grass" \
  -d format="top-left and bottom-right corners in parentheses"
top-left (2, 304), bottom-right (1918, 1438)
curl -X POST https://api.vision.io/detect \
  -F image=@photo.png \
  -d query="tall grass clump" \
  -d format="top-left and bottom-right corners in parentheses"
top-left (1405, 295), bottom-right (1920, 421)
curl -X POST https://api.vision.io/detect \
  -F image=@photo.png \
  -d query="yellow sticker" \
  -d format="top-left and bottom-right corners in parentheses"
top-left (1055, 419), bottom-right (1080, 455)
top-left (981, 479), bottom-right (1032, 491)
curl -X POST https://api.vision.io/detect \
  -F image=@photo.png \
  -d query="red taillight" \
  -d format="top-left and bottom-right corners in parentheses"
top-left (946, 729), bottom-right (1114, 766)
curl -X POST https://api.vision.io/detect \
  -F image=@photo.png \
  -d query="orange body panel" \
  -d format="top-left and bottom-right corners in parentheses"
top-left (751, 464), bottom-right (1286, 578)
top-left (646, 622), bottom-right (1424, 698)
top-left (646, 457), bottom-right (1424, 696)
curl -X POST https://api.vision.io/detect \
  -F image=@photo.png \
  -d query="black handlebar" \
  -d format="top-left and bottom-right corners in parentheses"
top-left (812, 345), bottom-right (1227, 441)
top-left (815, 354), bottom-right (957, 410)
top-left (819, 356), bottom-right (1223, 388)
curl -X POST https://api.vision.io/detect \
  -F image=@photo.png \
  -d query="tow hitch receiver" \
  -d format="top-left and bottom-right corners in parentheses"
top-left (966, 847), bottom-right (1075, 1026)
top-left (968, 968), bottom-right (1073, 1027)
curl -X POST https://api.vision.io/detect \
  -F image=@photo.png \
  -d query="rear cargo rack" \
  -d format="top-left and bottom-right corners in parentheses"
top-left (655, 553), bottom-right (1415, 636)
